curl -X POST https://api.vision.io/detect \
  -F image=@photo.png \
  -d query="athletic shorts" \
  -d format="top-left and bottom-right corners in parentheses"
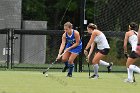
top-left (129, 51), bottom-right (140, 59)
top-left (65, 43), bottom-right (82, 55)
top-left (96, 48), bottom-right (110, 55)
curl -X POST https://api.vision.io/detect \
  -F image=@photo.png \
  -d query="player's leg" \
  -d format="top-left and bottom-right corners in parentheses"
top-left (91, 52), bottom-right (105, 79)
top-left (67, 53), bottom-right (78, 77)
top-left (99, 60), bottom-right (109, 66)
top-left (127, 58), bottom-right (140, 74)
top-left (98, 49), bottom-right (113, 72)
top-left (99, 60), bottom-right (113, 72)
top-left (129, 65), bottom-right (140, 73)
top-left (124, 57), bottom-right (136, 82)
top-left (127, 52), bottom-right (140, 74)
top-left (61, 52), bottom-right (71, 72)
top-left (129, 64), bottom-right (140, 82)
top-left (125, 51), bottom-right (140, 82)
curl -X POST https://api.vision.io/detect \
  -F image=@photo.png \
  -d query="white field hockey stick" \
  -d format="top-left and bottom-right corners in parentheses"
top-left (43, 51), bottom-right (66, 74)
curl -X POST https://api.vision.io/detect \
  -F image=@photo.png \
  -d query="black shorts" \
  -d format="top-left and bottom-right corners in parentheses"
top-left (129, 51), bottom-right (139, 59)
top-left (96, 48), bottom-right (110, 55)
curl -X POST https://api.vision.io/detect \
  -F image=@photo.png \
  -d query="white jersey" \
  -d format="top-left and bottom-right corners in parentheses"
top-left (128, 32), bottom-right (138, 51)
top-left (94, 33), bottom-right (110, 49)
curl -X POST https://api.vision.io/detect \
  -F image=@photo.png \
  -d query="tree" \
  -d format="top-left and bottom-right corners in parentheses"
top-left (22, 0), bottom-right (47, 20)
top-left (22, 0), bottom-right (140, 30)
top-left (45, 0), bottom-right (81, 29)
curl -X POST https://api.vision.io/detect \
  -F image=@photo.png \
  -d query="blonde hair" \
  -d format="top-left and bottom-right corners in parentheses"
top-left (87, 23), bottom-right (97, 30)
top-left (64, 22), bottom-right (73, 28)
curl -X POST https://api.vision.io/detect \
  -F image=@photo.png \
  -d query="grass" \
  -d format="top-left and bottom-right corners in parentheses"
top-left (0, 71), bottom-right (140, 93)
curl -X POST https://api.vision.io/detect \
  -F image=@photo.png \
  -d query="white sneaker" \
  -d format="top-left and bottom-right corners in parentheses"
top-left (124, 78), bottom-right (134, 83)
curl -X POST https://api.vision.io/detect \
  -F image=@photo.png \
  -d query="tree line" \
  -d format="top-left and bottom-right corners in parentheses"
top-left (22, 0), bottom-right (140, 31)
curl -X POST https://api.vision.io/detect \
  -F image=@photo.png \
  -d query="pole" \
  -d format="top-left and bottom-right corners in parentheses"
top-left (19, 0), bottom-right (23, 63)
top-left (10, 29), bottom-right (14, 69)
top-left (6, 29), bottom-right (10, 69)
top-left (79, 0), bottom-right (86, 72)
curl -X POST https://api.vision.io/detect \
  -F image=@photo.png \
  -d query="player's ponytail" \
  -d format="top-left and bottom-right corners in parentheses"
top-left (129, 22), bottom-right (139, 31)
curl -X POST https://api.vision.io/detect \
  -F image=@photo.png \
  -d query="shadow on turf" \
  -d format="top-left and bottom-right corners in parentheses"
top-left (46, 74), bottom-right (68, 86)
top-left (113, 72), bottom-right (138, 85)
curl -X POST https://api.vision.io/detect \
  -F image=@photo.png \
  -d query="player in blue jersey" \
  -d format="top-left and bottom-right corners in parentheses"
top-left (56, 22), bottom-right (82, 77)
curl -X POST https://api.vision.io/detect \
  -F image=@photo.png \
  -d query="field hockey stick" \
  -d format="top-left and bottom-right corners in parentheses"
top-left (43, 51), bottom-right (66, 74)
top-left (133, 72), bottom-right (136, 82)
top-left (86, 57), bottom-right (90, 78)
top-left (124, 52), bottom-right (129, 58)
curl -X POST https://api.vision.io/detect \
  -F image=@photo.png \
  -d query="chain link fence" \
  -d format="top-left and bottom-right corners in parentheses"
top-left (1, 29), bottom-right (139, 72)
top-left (0, 0), bottom-right (140, 72)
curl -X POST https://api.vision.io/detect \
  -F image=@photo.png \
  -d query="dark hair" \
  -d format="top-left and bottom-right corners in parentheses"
top-left (87, 23), bottom-right (97, 30)
top-left (129, 22), bottom-right (139, 31)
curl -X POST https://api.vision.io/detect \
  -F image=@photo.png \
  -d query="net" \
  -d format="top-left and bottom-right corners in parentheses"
top-left (86, 0), bottom-right (140, 31)
top-left (0, 0), bottom-right (140, 72)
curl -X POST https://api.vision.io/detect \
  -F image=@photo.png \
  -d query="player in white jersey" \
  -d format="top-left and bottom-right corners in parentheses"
top-left (123, 22), bottom-right (140, 83)
top-left (84, 23), bottom-right (113, 79)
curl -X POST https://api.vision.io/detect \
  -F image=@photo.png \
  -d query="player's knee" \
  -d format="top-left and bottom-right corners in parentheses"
top-left (61, 58), bottom-right (68, 62)
top-left (126, 61), bottom-right (131, 68)
top-left (68, 61), bottom-right (74, 64)
top-left (129, 65), bottom-right (134, 70)
top-left (92, 61), bottom-right (98, 65)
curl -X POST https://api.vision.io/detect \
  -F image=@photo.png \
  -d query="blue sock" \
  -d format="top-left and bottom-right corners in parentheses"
top-left (68, 64), bottom-right (74, 74)
top-left (64, 61), bottom-right (68, 67)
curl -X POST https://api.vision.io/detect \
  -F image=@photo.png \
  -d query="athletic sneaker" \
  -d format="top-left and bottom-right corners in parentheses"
top-left (67, 73), bottom-right (72, 77)
top-left (90, 74), bottom-right (99, 79)
top-left (107, 62), bottom-right (113, 73)
top-left (124, 78), bottom-right (134, 83)
top-left (62, 66), bottom-right (68, 72)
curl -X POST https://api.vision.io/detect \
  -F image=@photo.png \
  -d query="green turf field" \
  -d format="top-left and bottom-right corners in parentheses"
top-left (0, 71), bottom-right (140, 93)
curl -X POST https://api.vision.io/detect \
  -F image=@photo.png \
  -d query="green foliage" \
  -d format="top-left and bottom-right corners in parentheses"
top-left (86, 7), bottom-right (94, 20)
top-left (68, 1), bottom-right (78, 11)
top-left (116, 39), bottom-right (124, 59)
top-left (22, 0), bottom-right (48, 20)
top-left (22, 0), bottom-right (140, 30)
top-left (54, 0), bottom-right (78, 11)
top-left (22, 0), bottom-right (81, 29)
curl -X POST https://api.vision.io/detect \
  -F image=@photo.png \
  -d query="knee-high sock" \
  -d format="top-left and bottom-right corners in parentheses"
top-left (127, 68), bottom-right (133, 80)
top-left (68, 64), bottom-right (74, 74)
top-left (99, 60), bottom-right (109, 66)
top-left (64, 61), bottom-right (68, 67)
top-left (93, 64), bottom-right (99, 75)
top-left (129, 65), bottom-right (140, 74)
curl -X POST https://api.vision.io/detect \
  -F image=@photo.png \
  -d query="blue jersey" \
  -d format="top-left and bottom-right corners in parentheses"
top-left (65, 30), bottom-right (82, 54)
